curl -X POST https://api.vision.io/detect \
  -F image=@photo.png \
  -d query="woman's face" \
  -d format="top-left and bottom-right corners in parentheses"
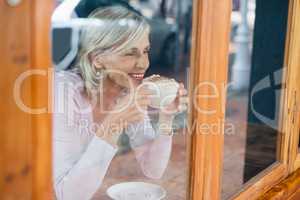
top-left (97, 31), bottom-right (151, 89)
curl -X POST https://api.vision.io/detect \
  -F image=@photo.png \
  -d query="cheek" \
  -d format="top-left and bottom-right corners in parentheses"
top-left (104, 57), bottom-right (134, 86)
top-left (107, 57), bottom-right (136, 73)
top-left (144, 56), bottom-right (150, 66)
top-left (120, 58), bottom-right (137, 71)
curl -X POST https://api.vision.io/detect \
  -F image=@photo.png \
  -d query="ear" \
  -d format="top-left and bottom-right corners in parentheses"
top-left (91, 56), bottom-right (105, 70)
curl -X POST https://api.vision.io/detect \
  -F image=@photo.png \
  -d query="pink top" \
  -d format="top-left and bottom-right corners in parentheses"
top-left (52, 70), bottom-right (173, 200)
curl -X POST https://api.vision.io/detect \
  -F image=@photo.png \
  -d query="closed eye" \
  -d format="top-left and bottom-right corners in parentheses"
top-left (123, 46), bottom-right (150, 56)
top-left (144, 47), bottom-right (150, 54)
top-left (124, 52), bottom-right (136, 56)
top-left (123, 49), bottom-right (138, 57)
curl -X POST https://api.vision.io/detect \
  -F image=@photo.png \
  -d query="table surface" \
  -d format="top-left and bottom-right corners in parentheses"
top-left (92, 130), bottom-right (188, 200)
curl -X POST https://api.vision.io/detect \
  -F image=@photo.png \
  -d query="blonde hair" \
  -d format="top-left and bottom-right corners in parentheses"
top-left (75, 5), bottom-right (150, 95)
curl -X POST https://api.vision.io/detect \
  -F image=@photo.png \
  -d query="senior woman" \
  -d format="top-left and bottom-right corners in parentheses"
top-left (53, 5), bottom-right (188, 200)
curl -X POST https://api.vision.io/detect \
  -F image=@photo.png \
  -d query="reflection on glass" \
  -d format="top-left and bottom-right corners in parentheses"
top-left (51, 0), bottom-right (192, 199)
top-left (222, 0), bottom-right (289, 199)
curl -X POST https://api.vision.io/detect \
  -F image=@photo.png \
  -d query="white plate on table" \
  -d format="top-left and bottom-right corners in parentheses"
top-left (106, 182), bottom-right (166, 200)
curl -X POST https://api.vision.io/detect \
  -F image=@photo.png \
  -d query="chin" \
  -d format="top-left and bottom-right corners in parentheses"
top-left (123, 79), bottom-right (143, 89)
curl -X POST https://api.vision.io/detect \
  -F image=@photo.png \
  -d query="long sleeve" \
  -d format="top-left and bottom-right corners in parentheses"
top-left (53, 71), bottom-right (117, 200)
top-left (126, 114), bottom-right (173, 179)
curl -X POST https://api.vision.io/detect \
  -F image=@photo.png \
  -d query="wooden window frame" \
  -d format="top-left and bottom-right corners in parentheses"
top-left (285, 0), bottom-right (300, 174)
top-left (188, 0), bottom-right (300, 199)
top-left (1, 0), bottom-right (52, 199)
top-left (187, 0), bottom-right (232, 199)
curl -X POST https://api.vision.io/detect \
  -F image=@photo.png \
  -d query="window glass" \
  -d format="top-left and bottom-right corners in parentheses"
top-left (222, 0), bottom-right (289, 199)
top-left (51, 0), bottom-right (192, 199)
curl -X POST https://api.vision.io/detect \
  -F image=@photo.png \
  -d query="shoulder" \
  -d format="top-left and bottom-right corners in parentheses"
top-left (54, 69), bottom-right (87, 99)
top-left (53, 70), bottom-right (91, 112)
top-left (54, 70), bottom-right (84, 88)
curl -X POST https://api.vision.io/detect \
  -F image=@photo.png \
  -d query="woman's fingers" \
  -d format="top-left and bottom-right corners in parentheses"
top-left (125, 112), bottom-right (145, 124)
top-left (139, 89), bottom-right (154, 96)
top-left (179, 96), bottom-right (189, 104)
top-left (178, 87), bottom-right (188, 96)
top-left (136, 84), bottom-right (155, 96)
top-left (178, 104), bottom-right (188, 112)
top-left (123, 106), bottom-right (146, 118)
top-left (114, 111), bottom-right (145, 129)
top-left (174, 83), bottom-right (188, 113)
top-left (130, 114), bottom-right (146, 123)
top-left (134, 98), bottom-right (151, 113)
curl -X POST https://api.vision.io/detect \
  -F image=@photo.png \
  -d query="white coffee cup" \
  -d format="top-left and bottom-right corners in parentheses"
top-left (142, 75), bottom-right (179, 109)
top-left (107, 182), bottom-right (166, 200)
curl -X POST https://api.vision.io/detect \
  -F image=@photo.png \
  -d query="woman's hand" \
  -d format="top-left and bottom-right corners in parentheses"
top-left (96, 86), bottom-right (153, 147)
top-left (160, 83), bottom-right (189, 119)
top-left (156, 83), bottom-right (189, 136)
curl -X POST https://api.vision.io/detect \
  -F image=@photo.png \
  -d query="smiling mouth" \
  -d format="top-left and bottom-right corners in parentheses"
top-left (128, 73), bottom-right (145, 81)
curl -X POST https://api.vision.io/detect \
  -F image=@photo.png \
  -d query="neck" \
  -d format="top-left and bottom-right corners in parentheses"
top-left (101, 76), bottom-right (124, 97)
top-left (87, 77), bottom-right (128, 108)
